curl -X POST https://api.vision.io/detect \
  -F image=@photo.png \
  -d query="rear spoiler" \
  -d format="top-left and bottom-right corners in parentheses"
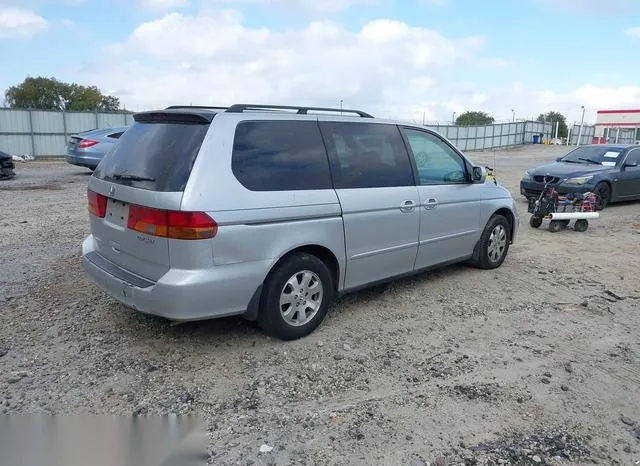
top-left (134, 110), bottom-right (214, 124)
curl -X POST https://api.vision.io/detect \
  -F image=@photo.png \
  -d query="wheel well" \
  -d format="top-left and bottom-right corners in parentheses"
top-left (493, 208), bottom-right (515, 242)
top-left (595, 180), bottom-right (611, 192)
top-left (272, 245), bottom-right (340, 291)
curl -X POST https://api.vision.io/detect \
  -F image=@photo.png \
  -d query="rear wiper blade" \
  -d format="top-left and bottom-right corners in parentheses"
top-left (578, 157), bottom-right (600, 165)
top-left (112, 174), bottom-right (156, 182)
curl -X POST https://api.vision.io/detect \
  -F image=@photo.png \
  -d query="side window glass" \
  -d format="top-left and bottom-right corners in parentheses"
top-left (108, 132), bottom-right (124, 139)
top-left (232, 120), bottom-right (332, 191)
top-left (320, 122), bottom-right (414, 189)
top-left (403, 129), bottom-right (467, 185)
top-left (627, 149), bottom-right (640, 164)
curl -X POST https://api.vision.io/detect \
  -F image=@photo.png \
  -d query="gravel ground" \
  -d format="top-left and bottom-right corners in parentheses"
top-left (1, 146), bottom-right (640, 465)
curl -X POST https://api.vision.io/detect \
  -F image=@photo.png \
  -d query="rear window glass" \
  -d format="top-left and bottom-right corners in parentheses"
top-left (231, 120), bottom-right (332, 191)
top-left (320, 122), bottom-right (414, 189)
top-left (93, 121), bottom-right (209, 192)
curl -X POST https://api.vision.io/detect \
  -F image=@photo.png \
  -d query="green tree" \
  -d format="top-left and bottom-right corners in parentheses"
top-left (537, 111), bottom-right (568, 138)
top-left (4, 76), bottom-right (121, 112)
top-left (455, 111), bottom-right (495, 126)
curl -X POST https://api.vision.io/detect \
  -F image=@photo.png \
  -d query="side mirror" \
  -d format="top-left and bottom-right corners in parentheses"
top-left (472, 166), bottom-right (487, 183)
top-left (624, 161), bottom-right (639, 169)
top-left (555, 156), bottom-right (564, 162)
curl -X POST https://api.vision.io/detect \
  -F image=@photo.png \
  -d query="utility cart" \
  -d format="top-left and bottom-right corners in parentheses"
top-left (528, 176), bottom-right (599, 233)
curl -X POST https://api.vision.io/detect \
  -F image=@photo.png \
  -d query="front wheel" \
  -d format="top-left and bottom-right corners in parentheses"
top-left (471, 214), bottom-right (511, 270)
top-left (257, 253), bottom-right (334, 340)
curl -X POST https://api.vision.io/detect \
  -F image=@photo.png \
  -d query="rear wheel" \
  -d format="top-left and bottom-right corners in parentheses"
top-left (471, 214), bottom-right (511, 270)
top-left (574, 219), bottom-right (589, 232)
top-left (594, 182), bottom-right (610, 210)
top-left (529, 216), bottom-right (543, 228)
top-left (257, 253), bottom-right (333, 340)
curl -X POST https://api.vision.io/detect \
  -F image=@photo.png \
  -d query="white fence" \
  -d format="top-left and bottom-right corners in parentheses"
top-left (425, 121), bottom-right (554, 152)
top-left (0, 107), bottom-right (566, 157)
top-left (0, 108), bottom-right (134, 157)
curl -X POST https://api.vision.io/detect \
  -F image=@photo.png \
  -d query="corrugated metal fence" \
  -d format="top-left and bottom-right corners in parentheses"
top-left (0, 107), bottom-right (576, 157)
top-left (425, 121), bottom-right (554, 152)
top-left (0, 108), bottom-right (134, 157)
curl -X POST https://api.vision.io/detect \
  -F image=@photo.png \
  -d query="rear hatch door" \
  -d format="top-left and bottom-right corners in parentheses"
top-left (87, 111), bottom-right (212, 281)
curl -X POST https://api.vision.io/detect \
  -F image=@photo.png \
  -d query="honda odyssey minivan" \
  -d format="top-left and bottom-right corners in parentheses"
top-left (82, 104), bottom-right (519, 340)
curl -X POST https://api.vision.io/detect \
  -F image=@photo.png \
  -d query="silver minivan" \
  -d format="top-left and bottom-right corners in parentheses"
top-left (83, 104), bottom-right (519, 340)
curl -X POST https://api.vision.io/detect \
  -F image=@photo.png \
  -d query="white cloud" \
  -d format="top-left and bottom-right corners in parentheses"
top-left (75, 8), bottom-right (640, 125)
top-left (85, 9), bottom-right (508, 122)
top-left (625, 27), bottom-right (640, 38)
top-left (140, 0), bottom-right (190, 9)
top-left (0, 7), bottom-right (48, 38)
top-left (533, 84), bottom-right (640, 122)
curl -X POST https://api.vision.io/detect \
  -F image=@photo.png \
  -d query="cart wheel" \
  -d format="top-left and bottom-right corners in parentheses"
top-left (549, 220), bottom-right (563, 233)
top-left (529, 216), bottom-right (543, 228)
top-left (574, 219), bottom-right (588, 232)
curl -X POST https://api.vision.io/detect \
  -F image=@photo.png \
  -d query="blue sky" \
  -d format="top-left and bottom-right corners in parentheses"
top-left (1, 0), bottom-right (639, 123)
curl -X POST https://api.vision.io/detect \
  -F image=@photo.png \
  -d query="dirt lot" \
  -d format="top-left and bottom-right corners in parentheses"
top-left (1, 146), bottom-right (640, 465)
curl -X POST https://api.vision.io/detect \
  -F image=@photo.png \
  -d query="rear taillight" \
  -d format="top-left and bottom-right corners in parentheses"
top-left (87, 189), bottom-right (107, 218)
top-left (127, 205), bottom-right (217, 240)
top-left (78, 139), bottom-right (99, 149)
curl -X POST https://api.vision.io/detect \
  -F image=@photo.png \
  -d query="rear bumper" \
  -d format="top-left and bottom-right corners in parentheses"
top-left (519, 180), bottom-right (595, 199)
top-left (65, 153), bottom-right (101, 169)
top-left (82, 235), bottom-right (269, 321)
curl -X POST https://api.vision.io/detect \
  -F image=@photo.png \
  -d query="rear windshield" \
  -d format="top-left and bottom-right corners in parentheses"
top-left (93, 120), bottom-right (209, 192)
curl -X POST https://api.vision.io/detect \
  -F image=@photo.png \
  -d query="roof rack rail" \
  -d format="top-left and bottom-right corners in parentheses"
top-left (225, 104), bottom-right (373, 118)
top-left (165, 105), bottom-right (229, 111)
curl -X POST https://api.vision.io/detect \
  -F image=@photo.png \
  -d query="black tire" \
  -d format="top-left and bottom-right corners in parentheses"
top-left (471, 214), bottom-right (511, 270)
top-left (574, 219), bottom-right (589, 232)
top-left (529, 216), bottom-right (543, 228)
top-left (594, 182), bottom-right (611, 211)
top-left (257, 253), bottom-right (334, 341)
top-left (548, 220), bottom-right (563, 233)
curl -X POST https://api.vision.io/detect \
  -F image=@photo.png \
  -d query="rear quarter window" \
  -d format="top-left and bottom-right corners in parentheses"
top-left (93, 120), bottom-right (209, 192)
top-left (231, 120), bottom-right (332, 191)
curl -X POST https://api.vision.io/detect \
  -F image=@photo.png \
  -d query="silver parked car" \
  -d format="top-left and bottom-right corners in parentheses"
top-left (66, 126), bottom-right (130, 171)
top-left (82, 104), bottom-right (519, 340)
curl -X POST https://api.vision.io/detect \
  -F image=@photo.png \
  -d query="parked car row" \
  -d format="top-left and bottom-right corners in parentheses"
top-left (81, 104), bottom-right (520, 340)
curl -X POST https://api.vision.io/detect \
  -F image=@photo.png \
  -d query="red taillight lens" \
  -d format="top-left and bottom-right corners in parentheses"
top-left (78, 139), bottom-right (99, 149)
top-left (87, 189), bottom-right (107, 218)
top-left (127, 205), bottom-right (217, 240)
